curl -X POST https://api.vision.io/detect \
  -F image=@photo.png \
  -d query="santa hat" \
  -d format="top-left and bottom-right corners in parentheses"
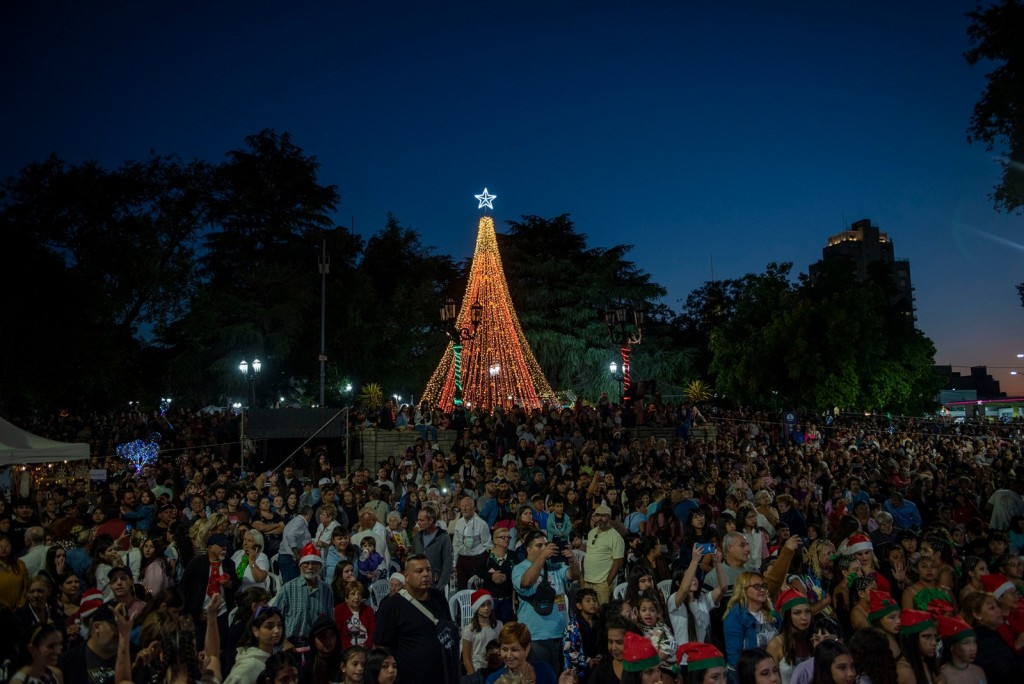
top-left (775, 588), bottom-right (809, 614)
top-left (622, 631), bottom-right (661, 673)
top-left (980, 573), bottom-right (1015, 599)
top-left (299, 542), bottom-right (323, 565)
top-left (900, 609), bottom-right (936, 635)
top-left (868, 590), bottom-right (900, 623)
top-left (937, 615), bottom-right (975, 646)
top-left (80, 589), bottom-right (104, 618)
top-left (470, 589), bottom-right (493, 614)
top-left (840, 532), bottom-right (873, 555)
top-left (675, 642), bottom-right (725, 673)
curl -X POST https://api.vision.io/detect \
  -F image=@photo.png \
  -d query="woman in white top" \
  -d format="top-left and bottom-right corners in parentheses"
top-left (668, 543), bottom-right (727, 645)
top-left (230, 529), bottom-right (270, 591)
top-left (738, 505), bottom-right (769, 573)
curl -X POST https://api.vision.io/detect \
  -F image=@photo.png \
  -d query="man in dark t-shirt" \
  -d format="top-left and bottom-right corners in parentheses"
top-left (374, 554), bottom-right (459, 684)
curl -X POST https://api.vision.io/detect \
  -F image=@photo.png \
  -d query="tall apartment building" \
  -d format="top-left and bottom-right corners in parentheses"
top-left (808, 218), bottom-right (915, 320)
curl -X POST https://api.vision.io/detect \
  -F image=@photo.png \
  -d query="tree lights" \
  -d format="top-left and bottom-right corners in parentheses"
top-left (422, 215), bottom-right (554, 411)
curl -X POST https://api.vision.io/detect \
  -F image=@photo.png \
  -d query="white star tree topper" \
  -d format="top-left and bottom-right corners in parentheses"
top-left (475, 188), bottom-right (497, 210)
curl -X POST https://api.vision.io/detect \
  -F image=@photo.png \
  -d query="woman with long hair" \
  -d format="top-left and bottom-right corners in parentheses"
top-left (800, 540), bottom-right (836, 618)
top-left (302, 615), bottom-right (343, 684)
top-left (166, 521), bottom-right (195, 584)
top-left (225, 605), bottom-right (285, 684)
top-left (256, 651), bottom-right (299, 684)
top-left (895, 610), bottom-right (938, 684)
top-left (679, 508), bottom-right (715, 569)
top-left (847, 627), bottom-right (897, 684)
top-left (738, 506), bottom-right (769, 573)
top-left (55, 572), bottom-right (84, 646)
top-left (812, 640), bottom-right (855, 684)
top-left (956, 557), bottom-right (989, 605)
top-left (364, 646), bottom-right (398, 684)
top-left (766, 590), bottom-right (813, 684)
top-left (669, 544), bottom-right (727, 645)
top-left (87, 536), bottom-right (120, 595)
top-left (738, 648), bottom-right (781, 684)
top-left (618, 630), bottom-right (663, 684)
top-left (723, 572), bottom-right (778, 684)
top-left (508, 504), bottom-right (539, 564)
top-left (250, 497), bottom-right (284, 558)
top-left (42, 546), bottom-right (67, 588)
top-left (10, 623), bottom-right (63, 684)
top-left (139, 536), bottom-right (171, 597)
top-left (865, 590), bottom-right (902, 660)
top-left (675, 641), bottom-right (729, 684)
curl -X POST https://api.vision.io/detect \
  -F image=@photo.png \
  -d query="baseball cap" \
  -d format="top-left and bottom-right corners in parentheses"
top-left (207, 533), bottom-right (230, 548)
top-left (108, 566), bottom-right (133, 582)
top-left (594, 504), bottom-right (612, 515)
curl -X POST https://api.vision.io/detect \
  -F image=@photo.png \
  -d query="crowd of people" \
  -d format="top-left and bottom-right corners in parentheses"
top-left (0, 401), bottom-right (1022, 684)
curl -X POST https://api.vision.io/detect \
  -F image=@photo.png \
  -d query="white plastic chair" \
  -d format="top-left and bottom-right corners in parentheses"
top-left (613, 582), bottom-right (628, 600)
top-left (269, 553), bottom-right (280, 575)
top-left (657, 579), bottom-right (673, 599)
top-left (266, 573), bottom-right (281, 597)
top-left (448, 588), bottom-right (474, 628)
top-left (572, 549), bottom-right (586, 569)
top-left (369, 578), bottom-right (392, 609)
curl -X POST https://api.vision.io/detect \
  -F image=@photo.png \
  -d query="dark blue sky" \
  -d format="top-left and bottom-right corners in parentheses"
top-left (4, 2), bottom-right (1023, 395)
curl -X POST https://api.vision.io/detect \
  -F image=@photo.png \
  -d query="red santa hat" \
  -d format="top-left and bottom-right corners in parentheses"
top-left (470, 589), bottom-right (493, 614)
top-left (80, 588), bottom-right (104, 618)
top-left (623, 631), bottom-right (660, 673)
top-left (979, 573), bottom-right (1015, 599)
top-left (841, 532), bottom-right (873, 555)
top-left (299, 542), bottom-right (323, 565)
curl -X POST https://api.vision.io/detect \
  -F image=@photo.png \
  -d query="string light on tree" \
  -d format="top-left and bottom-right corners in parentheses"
top-left (422, 194), bottom-right (553, 411)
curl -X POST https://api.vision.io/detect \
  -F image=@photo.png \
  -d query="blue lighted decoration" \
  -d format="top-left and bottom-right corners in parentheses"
top-left (475, 188), bottom-right (496, 210)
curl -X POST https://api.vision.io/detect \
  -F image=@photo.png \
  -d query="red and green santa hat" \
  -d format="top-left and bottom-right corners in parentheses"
top-left (868, 590), bottom-right (900, 624)
top-left (622, 632), bottom-right (661, 672)
top-left (675, 642), bottom-right (726, 673)
top-left (937, 615), bottom-right (975, 646)
top-left (900, 609), bottom-right (936, 636)
top-left (775, 588), bottom-right (810, 614)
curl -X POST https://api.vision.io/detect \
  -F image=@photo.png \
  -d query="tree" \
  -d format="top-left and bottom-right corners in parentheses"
top-left (162, 130), bottom-right (340, 405)
top-left (0, 154), bottom-right (210, 410)
top-left (498, 215), bottom-right (691, 400)
top-left (965, 0), bottom-right (1024, 214)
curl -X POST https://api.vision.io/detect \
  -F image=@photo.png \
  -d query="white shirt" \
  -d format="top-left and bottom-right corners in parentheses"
top-left (453, 514), bottom-right (492, 557)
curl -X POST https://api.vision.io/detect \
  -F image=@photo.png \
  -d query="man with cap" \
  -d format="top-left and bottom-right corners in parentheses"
top-left (152, 502), bottom-right (177, 539)
top-left (180, 532), bottom-right (236, 651)
top-left (58, 603), bottom-right (121, 684)
top-left (583, 504), bottom-right (624, 605)
top-left (270, 541), bottom-right (334, 648)
top-left (107, 565), bottom-right (145, 618)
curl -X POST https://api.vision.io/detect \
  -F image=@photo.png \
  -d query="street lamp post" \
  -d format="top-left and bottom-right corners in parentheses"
top-left (604, 304), bottom-right (644, 403)
top-left (440, 296), bottom-right (483, 406)
top-left (609, 361), bottom-right (624, 403)
top-left (238, 358), bottom-right (261, 471)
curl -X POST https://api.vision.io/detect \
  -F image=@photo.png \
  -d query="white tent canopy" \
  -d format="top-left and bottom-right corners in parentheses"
top-left (0, 415), bottom-right (90, 464)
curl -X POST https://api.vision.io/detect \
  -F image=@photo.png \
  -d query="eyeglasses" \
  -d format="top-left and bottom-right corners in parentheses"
top-left (747, 583), bottom-right (769, 592)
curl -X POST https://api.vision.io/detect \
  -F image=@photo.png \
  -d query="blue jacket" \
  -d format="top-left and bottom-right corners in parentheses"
top-left (723, 607), bottom-right (778, 684)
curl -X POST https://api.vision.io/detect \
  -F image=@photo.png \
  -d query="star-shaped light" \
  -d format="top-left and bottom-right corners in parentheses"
top-left (475, 188), bottom-right (497, 210)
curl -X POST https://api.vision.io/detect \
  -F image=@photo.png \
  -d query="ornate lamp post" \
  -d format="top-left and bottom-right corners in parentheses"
top-left (604, 304), bottom-right (644, 402)
top-left (440, 296), bottom-right (483, 406)
top-left (609, 361), bottom-right (625, 403)
top-left (239, 358), bottom-right (262, 408)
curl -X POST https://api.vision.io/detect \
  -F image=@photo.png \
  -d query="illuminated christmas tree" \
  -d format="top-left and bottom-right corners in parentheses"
top-left (422, 190), bottom-right (554, 411)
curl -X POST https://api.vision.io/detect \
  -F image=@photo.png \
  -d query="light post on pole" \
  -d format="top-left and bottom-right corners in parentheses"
top-left (238, 358), bottom-right (261, 470)
top-left (604, 304), bottom-right (644, 403)
top-left (440, 296), bottom-right (483, 406)
top-left (609, 361), bottom-right (624, 403)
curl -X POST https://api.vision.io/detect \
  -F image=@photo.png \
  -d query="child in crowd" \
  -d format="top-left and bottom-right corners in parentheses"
top-left (357, 536), bottom-right (385, 584)
top-left (462, 590), bottom-right (503, 676)
top-left (340, 645), bottom-right (367, 684)
top-left (546, 496), bottom-right (572, 552)
top-left (636, 590), bottom-right (675, 662)
top-left (937, 615), bottom-right (986, 684)
top-left (563, 587), bottom-right (602, 681)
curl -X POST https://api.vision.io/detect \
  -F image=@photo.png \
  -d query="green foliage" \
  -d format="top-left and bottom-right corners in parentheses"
top-left (358, 382), bottom-right (384, 411)
top-left (685, 379), bottom-right (712, 403)
top-left (498, 215), bottom-right (691, 399)
top-left (708, 262), bottom-right (942, 414)
top-left (965, 0), bottom-right (1024, 214)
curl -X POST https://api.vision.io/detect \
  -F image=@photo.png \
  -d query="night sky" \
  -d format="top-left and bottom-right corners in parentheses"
top-left (4, 2), bottom-right (1023, 395)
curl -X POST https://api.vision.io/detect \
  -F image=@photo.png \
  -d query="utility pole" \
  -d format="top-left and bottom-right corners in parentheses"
top-left (318, 238), bottom-right (329, 407)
